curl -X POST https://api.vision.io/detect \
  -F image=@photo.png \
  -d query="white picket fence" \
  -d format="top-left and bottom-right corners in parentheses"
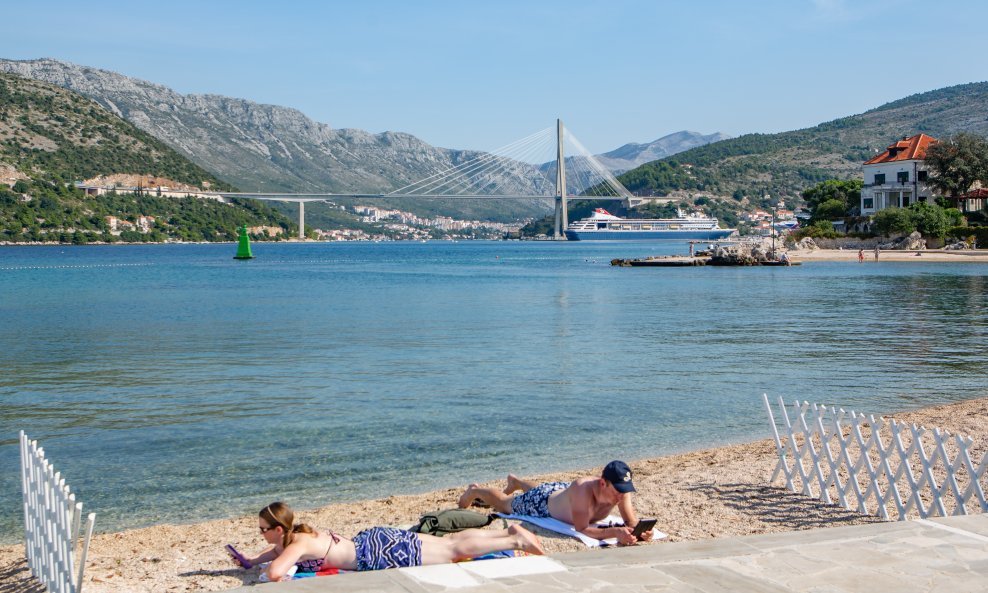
top-left (19, 431), bottom-right (96, 593)
top-left (763, 394), bottom-right (988, 520)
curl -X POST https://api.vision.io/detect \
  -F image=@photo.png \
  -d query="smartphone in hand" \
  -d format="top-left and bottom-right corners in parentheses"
top-left (226, 544), bottom-right (253, 568)
top-left (631, 519), bottom-right (657, 540)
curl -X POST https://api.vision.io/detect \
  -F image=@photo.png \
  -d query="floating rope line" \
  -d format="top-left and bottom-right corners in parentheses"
top-left (0, 263), bottom-right (154, 271)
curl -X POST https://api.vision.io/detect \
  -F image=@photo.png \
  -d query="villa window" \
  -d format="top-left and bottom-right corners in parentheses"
top-left (897, 171), bottom-right (909, 183)
top-left (863, 198), bottom-right (874, 209)
top-left (918, 170), bottom-right (928, 182)
top-left (874, 173), bottom-right (885, 185)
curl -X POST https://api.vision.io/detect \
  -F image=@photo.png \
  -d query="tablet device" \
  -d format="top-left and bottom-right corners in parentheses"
top-left (631, 518), bottom-right (657, 539)
top-left (225, 544), bottom-right (253, 569)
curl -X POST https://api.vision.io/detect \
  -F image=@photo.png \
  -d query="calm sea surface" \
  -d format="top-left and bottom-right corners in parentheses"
top-left (1, 241), bottom-right (986, 542)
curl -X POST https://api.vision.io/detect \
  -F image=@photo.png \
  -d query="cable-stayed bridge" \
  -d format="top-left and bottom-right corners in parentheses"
top-left (213, 120), bottom-right (656, 239)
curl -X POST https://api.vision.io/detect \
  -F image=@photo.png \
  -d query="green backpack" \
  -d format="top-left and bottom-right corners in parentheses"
top-left (409, 508), bottom-right (497, 536)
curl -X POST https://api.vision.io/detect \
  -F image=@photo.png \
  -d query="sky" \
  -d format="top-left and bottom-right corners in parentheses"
top-left (4, 0), bottom-right (988, 155)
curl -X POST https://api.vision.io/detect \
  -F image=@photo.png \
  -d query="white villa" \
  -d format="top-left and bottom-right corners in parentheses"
top-left (860, 133), bottom-right (937, 215)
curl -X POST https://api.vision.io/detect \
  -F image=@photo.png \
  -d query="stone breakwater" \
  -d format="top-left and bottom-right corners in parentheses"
top-left (611, 241), bottom-right (795, 266)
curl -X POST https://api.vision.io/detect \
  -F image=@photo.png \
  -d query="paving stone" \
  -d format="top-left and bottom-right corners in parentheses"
top-left (224, 514), bottom-right (988, 593)
top-left (659, 564), bottom-right (793, 593)
top-left (928, 513), bottom-right (988, 537)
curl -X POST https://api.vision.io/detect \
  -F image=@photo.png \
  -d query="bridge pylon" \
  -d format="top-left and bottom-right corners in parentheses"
top-left (553, 119), bottom-right (567, 240)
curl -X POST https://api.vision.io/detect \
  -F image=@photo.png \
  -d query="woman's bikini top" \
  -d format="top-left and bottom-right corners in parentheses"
top-left (294, 531), bottom-right (342, 573)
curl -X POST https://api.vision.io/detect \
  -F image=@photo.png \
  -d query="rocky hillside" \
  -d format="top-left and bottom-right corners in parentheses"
top-left (0, 72), bottom-right (234, 190)
top-left (0, 72), bottom-right (295, 243)
top-left (617, 82), bottom-right (988, 203)
top-left (595, 131), bottom-right (731, 174)
top-left (0, 58), bottom-right (549, 221)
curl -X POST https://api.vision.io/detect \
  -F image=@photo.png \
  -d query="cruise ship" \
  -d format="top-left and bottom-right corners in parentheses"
top-left (564, 208), bottom-right (736, 241)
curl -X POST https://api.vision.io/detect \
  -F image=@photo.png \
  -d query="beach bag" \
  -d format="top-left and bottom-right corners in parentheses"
top-left (409, 508), bottom-right (496, 536)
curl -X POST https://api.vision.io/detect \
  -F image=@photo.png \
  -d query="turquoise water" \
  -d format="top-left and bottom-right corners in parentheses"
top-left (1, 242), bottom-right (986, 542)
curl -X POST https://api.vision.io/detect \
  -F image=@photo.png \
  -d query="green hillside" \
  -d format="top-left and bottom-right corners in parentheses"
top-left (521, 82), bottom-right (988, 236)
top-left (0, 72), bottom-right (295, 243)
top-left (618, 82), bottom-right (988, 201)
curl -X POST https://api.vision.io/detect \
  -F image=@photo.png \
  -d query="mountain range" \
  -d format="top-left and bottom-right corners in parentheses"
top-left (595, 131), bottom-right (732, 174)
top-left (4, 57), bottom-right (988, 231)
top-left (0, 58), bottom-right (728, 223)
top-left (617, 82), bottom-right (988, 205)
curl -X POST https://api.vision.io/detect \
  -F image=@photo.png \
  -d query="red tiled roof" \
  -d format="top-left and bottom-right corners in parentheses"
top-left (863, 133), bottom-right (938, 165)
top-left (959, 188), bottom-right (988, 198)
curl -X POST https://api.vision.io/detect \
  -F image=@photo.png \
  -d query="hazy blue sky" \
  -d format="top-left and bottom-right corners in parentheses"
top-left (4, 0), bottom-right (987, 154)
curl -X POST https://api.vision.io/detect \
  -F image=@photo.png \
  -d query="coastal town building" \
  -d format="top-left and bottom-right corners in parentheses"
top-left (950, 188), bottom-right (988, 213)
top-left (742, 206), bottom-right (798, 236)
top-left (860, 134), bottom-right (937, 215)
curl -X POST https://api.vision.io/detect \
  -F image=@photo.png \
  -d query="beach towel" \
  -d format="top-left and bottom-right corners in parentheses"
top-left (495, 513), bottom-right (667, 547)
top-left (261, 551), bottom-right (525, 581)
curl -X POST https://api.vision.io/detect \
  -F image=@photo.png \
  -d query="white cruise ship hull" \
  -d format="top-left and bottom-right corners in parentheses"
top-left (565, 228), bottom-right (736, 241)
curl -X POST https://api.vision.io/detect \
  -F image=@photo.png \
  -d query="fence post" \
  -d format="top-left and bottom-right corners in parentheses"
top-left (18, 431), bottom-right (96, 593)
top-left (762, 397), bottom-right (987, 521)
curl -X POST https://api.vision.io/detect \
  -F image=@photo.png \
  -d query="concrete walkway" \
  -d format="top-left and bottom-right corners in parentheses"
top-left (228, 514), bottom-right (988, 592)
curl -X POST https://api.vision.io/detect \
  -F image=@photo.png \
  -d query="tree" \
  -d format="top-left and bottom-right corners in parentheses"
top-left (873, 208), bottom-right (916, 237)
top-left (923, 133), bottom-right (988, 197)
top-left (813, 199), bottom-right (847, 221)
top-left (802, 179), bottom-right (863, 220)
top-left (910, 202), bottom-right (950, 240)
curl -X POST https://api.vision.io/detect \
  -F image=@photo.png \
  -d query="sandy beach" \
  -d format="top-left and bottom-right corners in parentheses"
top-left (2, 396), bottom-right (985, 592)
top-left (789, 248), bottom-right (988, 263)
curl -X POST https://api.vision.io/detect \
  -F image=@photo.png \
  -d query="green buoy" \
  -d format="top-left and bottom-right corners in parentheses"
top-left (234, 224), bottom-right (254, 259)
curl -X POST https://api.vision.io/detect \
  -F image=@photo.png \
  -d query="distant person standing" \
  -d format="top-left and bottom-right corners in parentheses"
top-left (858, 249), bottom-right (864, 263)
top-left (874, 246), bottom-right (880, 261)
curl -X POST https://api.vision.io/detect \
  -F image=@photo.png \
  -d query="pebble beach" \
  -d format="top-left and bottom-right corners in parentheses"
top-left (789, 248), bottom-right (988, 262)
top-left (2, 396), bottom-right (985, 593)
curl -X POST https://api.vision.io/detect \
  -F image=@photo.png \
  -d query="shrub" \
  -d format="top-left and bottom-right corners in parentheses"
top-left (791, 220), bottom-right (841, 240)
top-left (873, 208), bottom-right (916, 237)
top-left (949, 226), bottom-right (988, 248)
top-left (910, 202), bottom-right (950, 240)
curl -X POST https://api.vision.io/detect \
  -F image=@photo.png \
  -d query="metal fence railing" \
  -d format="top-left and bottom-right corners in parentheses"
top-left (763, 394), bottom-right (988, 520)
top-left (20, 431), bottom-right (96, 593)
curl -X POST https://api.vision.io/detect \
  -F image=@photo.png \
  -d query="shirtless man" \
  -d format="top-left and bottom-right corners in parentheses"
top-left (457, 460), bottom-right (651, 546)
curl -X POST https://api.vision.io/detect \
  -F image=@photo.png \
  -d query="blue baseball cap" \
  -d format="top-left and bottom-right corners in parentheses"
top-left (602, 460), bottom-right (636, 493)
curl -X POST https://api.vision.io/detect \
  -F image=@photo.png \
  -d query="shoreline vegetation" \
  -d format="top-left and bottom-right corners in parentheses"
top-left (1, 396), bottom-right (985, 592)
top-left (4, 242), bottom-right (988, 263)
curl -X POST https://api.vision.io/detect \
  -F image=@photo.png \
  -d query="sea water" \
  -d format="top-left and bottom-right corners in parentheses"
top-left (1, 241), bottom-right (986, 542)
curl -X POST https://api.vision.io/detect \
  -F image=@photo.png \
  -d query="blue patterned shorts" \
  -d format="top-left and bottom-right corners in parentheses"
top-left (510, 481), bottom-right (569, 517)
top-left (352, 527), bottom-right (423, 571)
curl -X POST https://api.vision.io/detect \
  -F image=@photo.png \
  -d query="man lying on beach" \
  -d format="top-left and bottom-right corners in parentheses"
top-left (234, 501), bottom-right (544, 582)
top-left (457, 460), bottom-right (652, 546)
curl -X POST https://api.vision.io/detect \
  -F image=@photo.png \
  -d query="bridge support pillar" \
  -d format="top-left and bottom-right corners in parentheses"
top-left (553, 197), bottom-right (564, 239)
top-left (555, 119), bottom-right (567, 241)
top-left (298, 201), bottom-right (305, 240)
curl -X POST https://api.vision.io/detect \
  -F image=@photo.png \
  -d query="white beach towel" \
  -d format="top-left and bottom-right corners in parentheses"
top-left (495, 513), bottom-right (668, 547)
top-left (495, 513), bottom-right (618, 547)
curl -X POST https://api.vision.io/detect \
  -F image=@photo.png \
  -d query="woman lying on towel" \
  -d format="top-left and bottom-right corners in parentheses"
top-left (234, 501), bottom-right (545, 582)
